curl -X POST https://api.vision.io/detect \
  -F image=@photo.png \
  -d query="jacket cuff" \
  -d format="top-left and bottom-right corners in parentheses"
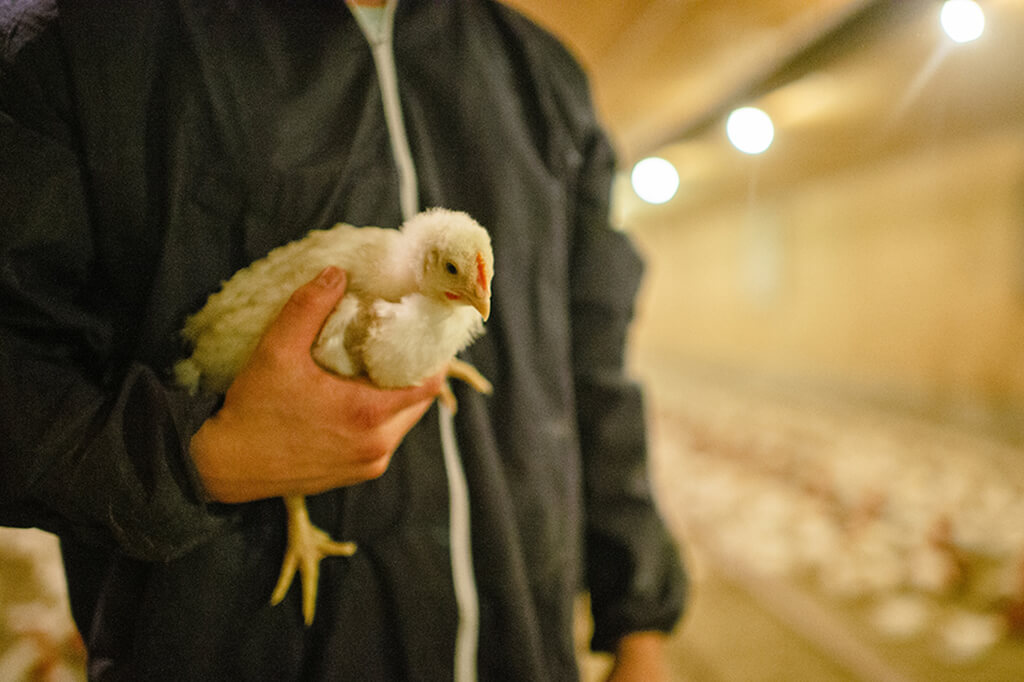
top-left (31, 365), bottom-right (237, 562)
top-left (587, 514), bottom-right (688, 652)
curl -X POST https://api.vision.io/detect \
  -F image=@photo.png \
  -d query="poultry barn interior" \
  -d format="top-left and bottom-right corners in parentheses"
top-left (4, 0), bottom-right (1024, 679)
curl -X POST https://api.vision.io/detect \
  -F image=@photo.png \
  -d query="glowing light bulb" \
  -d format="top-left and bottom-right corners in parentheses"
top-left (941, 0), bottom-right (985, 43)
top-left (726, 107), bottom-right (774, 155)
top-left (631, 157), bottom-right (679, 204)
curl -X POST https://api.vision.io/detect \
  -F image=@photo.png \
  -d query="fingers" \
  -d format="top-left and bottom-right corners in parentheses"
top-left (260, 267), bottom-right (347, 356)
top-left (321, 373), bottom-right (442, 483)
top-left (381, 372), bottom-right (445, 412)
top-left (332, 370), bottom-right (444, 417)
top-left (382, 375), bottom-right (446, 441)
top-left (335, 373), bottom-right (442, 456)
top-left (343, 396), bottom-right (435, 484)
top-left (388, 391), bottom-right (440, 439)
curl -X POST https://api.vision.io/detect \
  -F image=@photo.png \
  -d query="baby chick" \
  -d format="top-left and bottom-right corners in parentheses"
top-left (176, 208), bottom-right (494, 624)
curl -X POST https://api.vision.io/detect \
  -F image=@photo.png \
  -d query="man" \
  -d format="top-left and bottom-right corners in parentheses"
top-left (0, 1), bottom-right (685, 679)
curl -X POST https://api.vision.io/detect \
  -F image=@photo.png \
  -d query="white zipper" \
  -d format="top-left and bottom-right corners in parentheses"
top-left (347, 0), bottom-right (419, 220)
top-left (438, 396), bottom-right (480, 682)
top-left (346, 3), bottom-right (480, 679)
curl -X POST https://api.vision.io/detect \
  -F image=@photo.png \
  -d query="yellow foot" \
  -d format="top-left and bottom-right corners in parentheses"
top-left (441, 358), bottom-right (492, 412)
top-left (270, 495), bottom-right (356, 626)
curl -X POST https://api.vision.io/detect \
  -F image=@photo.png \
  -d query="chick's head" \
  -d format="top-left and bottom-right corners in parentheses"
top-left (405, 208), bottom-right (494, 320)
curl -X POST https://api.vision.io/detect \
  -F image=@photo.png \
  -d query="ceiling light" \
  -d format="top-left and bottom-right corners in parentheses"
top-left (726, 107), bottom-right (775, 155)
top-left (941, 0), bottom-right (985, 43)
top-left (630, 157), bottom-right (680, 204)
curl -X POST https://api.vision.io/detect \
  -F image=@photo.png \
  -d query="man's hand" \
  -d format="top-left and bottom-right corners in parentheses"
top-left (605, 632), bottom-right (670, 682)
top-left (190, 266), bottom-right (443, 503)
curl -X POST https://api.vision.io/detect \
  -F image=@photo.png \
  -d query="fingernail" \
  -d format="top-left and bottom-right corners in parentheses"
top-left (316, 266), bottom-right (343, 288)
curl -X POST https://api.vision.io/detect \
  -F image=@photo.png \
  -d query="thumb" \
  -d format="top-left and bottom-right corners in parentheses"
top-left (261, 267), bottom-right (347, 354)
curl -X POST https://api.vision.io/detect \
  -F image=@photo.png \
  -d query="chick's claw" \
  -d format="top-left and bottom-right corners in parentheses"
top-left (271, 494), bottom-right (357, 626)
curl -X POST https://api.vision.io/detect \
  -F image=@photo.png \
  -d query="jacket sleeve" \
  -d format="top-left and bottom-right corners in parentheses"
top-left (570, 129), bottom-right (687, 652)
top-left (0, 6), bottom-right (232, 561)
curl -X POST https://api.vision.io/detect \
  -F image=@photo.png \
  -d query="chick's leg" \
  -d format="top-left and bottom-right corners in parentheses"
top-left (270, 494), bottom-right (357, 626)
top-left (440, 358), bottom-right (493, 412)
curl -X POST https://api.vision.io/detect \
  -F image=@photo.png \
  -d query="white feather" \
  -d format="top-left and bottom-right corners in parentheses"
top-left (175, 208), bottom-right (492, 394)
top-left (356, 296), bottom-right (484, 388)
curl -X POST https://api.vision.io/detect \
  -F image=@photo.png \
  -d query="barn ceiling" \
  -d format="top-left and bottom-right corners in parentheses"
top-left (501, 0), bottom-right (1024, 169)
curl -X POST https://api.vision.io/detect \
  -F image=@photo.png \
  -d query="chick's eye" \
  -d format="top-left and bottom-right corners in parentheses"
top-left (445, 262), bottom-right (459, 275)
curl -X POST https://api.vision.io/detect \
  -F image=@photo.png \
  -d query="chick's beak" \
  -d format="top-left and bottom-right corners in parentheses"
top-left (472, 288), bottom-right (490, 321)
